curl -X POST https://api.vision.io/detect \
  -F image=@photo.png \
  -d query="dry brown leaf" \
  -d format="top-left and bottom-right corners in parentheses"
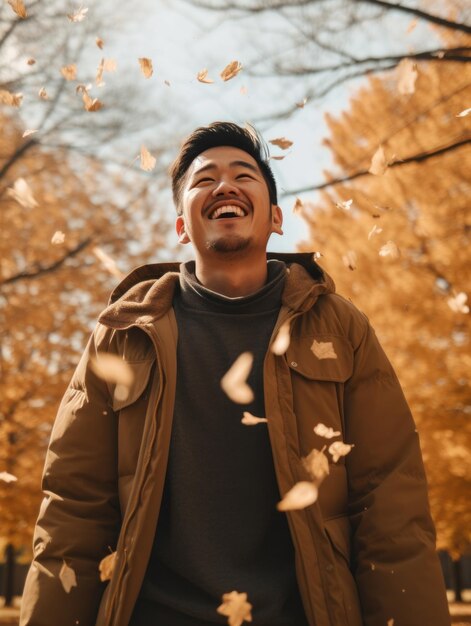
top-left (59, 561), bottom-right (77, 593)
top-left (328, 441), bottom-right (354, 463)
top-left (8, 0), bottom-right (27, 18)
top-left (302, 448), bottom-right (330, 483)
top-left (61, 64), bottom-right (77, 81)
top-left (0, 90), bottom-right (23, 107)
top-left (368, 146), bottom-right (388, 176)
top-left (51, 231), bottom-right (65, 245)
top-left (379, 240), bottom-right (399, 259)
top-left (99, 551), bottom-right (117, 582)
top-left (335, 199), bottom-right (352, 211)
top-left (296, 97), bottom-right (307, 108)
top-left (342, 250), bottom-right (357, 271)
top-left (140, 145), bottom-right (156, 172)
top-left (92, 246), bottom-right (124, 280)
top-left (270, 155), bottom-right (285, 161)
top-left (197, 68), bottom-right (214, 84)
top-left (82, 91), bottom-right (103, 112)
top-left (38, 87), bottom-right (48, 100)
top-left (221, 352), bottom-right (254, 404)
top-left (0, 471), bottom-right (18, 483)
top-left (220, 60), bottom-right (243, 81)
top-left (456, 107), bottom-right (471, 118)
top-left (22, 129), bottom-right (38, 137)
top-left (27, 58), bottom-right (36, 65)
top-left (367, 225), bottom-right (383, 240)
top-left (447, 292), bottom-right (469, 314)
top-left (269, 137), bottom-right (293, 150)
top-left (311, 340), bottom-right (337, 360)
top-left (217, 591), bottom-right (253, 626)
top-left (313, 423), bottom-right (341, 439)
top-left (277, 481), bottom-right (318, 511)
top-left (138, 57), bottom-right (153, 78)
top-left (7, 178), bottom-right (38, 209)
top-left (67, 6), bottom-right (88, 22)
top-left (271, 321), bottom-right (291, 355)
top-left (96, 37), bottom-right (104, 49)
top-left (96, 58), bottom-right (116, 86)
top-left (241, 412), bottom-right (268, 426)
top-left (397, 58), bottom-right (418, 95)
top-left (292, 197), bottom-right (304, 214)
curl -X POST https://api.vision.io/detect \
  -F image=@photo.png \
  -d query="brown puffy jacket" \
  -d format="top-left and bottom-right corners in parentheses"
top-left (20, 253), bottom-right (450, 626)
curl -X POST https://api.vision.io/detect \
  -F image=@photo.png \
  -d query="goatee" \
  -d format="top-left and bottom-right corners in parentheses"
top-left (206, 235), bottom-right (251, 253)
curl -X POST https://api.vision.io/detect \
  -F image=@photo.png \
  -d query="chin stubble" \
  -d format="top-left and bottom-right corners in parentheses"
top-left (205, 235), bottom-right (252, 253)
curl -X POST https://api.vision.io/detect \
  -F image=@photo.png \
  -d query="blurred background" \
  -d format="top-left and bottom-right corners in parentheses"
top-left (1, 0), bottom-right (470, 620)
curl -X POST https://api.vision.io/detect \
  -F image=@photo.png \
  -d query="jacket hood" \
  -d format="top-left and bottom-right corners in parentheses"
top-left (98, 252), bottom-right (335, 329)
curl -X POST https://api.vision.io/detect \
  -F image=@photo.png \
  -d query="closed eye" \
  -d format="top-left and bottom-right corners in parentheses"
top-left (236, 173), bottom-right (254, 180)
top-left (195, 177), bottom-right (214, 184)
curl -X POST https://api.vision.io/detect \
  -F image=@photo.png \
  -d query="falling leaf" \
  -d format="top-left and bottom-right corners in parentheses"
top-left (92, 246), bottom-right (124, 280)
top-left (271, 321), bottom-right (291, 355)
top-left (61, 64), bottom-right (77, 81)
top-left (59, 561), bottom-right (77, 593)
top-left (0, 90), bottom-right (23, 107)
top-left (328, 441), bottom-right (354, 463)
top-left (313, 423), bottom-right (341, 439)
top-left (38, 87), bottom-right (48, 99)
top-left (302, 448), bottom-right (330, 483)
top-left (96, 58), bottom-right (116, 86)
top-left (51, 231), bottom-right (65, 245)
top-left (220, 60), bottom-right (243, 81)
top-left (296, 97), bottom-right (307, 108)
top-left (379, 240), bottom-right (399, 259)
top-left (335, 199), bottom-right (352, 211)
top-left (22, 129), bottom-right (38, 138)
top-left (140, 145), bottom-right (156, 172)
top-left (96, 37), bottom-right (104, 49)
top-left (0, 471), bottom-right (17, 483)
top-left (342, 250), bottom-right (357, 271)
top-left (164, 79), bottom-right (171, 86)
top-left (197, 68), bottom-right (214, 84)
top-left (447, 292), bottom-right (469, 314)
top-left (368, 224), bottom-right (383, 240)
top-left (82, 91), bottom-right (103, 112)
top-left (221, 352), bottom-right (254, 404)
top-left (269, 137), bottom-right (293, 150)
top-left (99, 551), bottom-right (117, 582)
top-left (311, 340), bottom-right (337, 360)
top-left (67, 6), bottom-right (88, 22)
top-left (217, 591), bottom-right (253, 626)
top-left (8, 0), bottom-right (26, 18)
top-left (26, 58), bottom-right (36, 65)
top-left (456, 107), bottom-right (471, 118)
top-left (369, 146), bottom-right (388, 176)
top-left (90, 352), bottom-right (133, 401)
top-left (270, 155), bottom-right (286, 161)
top-left (277, 481), bottom-right (318, 511)
top-left (241, 412), bottom-right (268, 426)
top-left (138, 57), bottom-right (153, 78)
top-left (406, 18), bottom-right (417, 33)
top-left (292, 197), bottom-right (304, 214)
top-left (397, 58), bottom-right (418, 95)
top-left (7, 178), bottom-right (38, 209)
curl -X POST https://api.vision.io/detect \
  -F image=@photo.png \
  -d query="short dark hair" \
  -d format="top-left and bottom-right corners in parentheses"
top-left (169, 121), bottom-right (278, 215)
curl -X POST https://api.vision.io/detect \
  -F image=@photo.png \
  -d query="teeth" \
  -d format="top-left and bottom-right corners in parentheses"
top-left (209, 205), bottom-right (246, 219)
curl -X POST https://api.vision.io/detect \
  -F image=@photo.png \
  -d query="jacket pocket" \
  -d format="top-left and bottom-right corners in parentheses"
top-left (286, 334), bottom-right (353, 382)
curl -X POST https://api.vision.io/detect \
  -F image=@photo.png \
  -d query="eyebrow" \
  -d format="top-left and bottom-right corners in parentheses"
top-left (192, 159), bottom-right (260, 177)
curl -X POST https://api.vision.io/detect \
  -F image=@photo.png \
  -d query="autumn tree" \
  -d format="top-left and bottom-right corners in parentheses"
top-left (294, 40), bottom-right (470, 556)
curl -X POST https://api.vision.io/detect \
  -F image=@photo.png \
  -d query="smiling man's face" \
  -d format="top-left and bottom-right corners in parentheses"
top-left (175, 145), bottom-right (282, 257)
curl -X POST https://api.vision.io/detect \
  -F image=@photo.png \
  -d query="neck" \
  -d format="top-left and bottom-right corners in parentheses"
top-left (194, 251), bottom-right (268, 297)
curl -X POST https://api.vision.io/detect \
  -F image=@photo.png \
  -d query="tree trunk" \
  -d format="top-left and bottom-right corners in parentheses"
top-left (453, 558), bottom-right (463, 603)
top-left (2, 543), bottom-right (15, 607)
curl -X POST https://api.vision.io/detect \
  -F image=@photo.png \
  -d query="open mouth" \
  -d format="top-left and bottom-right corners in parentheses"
top-left (208, 204), bottom-right (248, 220)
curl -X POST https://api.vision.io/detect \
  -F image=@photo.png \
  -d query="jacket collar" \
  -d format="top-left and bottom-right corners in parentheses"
top-left (98, 252), bottom-right (335, 329)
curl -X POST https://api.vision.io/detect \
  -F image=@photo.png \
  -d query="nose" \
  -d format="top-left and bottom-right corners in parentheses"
top-left (211, 179), bottom-right (240, 197)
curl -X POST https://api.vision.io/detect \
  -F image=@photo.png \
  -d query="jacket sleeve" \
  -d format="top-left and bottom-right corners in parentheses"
top-left (343, 313), bottom-right (450, 626)
top-left (20, 325), bottom-right (121, 626)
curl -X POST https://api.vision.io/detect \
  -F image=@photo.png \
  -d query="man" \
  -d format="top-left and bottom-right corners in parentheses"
top-left (20, 122), bottom-right (450, 626)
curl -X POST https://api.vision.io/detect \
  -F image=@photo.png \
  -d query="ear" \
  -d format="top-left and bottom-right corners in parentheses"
top-left (271, 204), bottom-right (283, 236)
top-left (175, 215), bottom-right (190, 244)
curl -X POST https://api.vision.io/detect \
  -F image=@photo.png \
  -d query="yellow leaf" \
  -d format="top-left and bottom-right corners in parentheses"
top-left (456, 107), bottom-right (471, 118)
top-left (271, 321), bottom-right (291, 355)
top-left (313, 423), bottom-right (341, 439)
top-left (277, 481), bottom-right (318, 511)
top-left (6, 178), bottom-right (38, 209)
top-left (302, 448), bottom-right (330, 483)
top-left (217, 590), bottom-right (253, 626)
top-left (447, 292), bottom-right (469, 314)
top-left (342, 250), bottom-right (357, 271)
top-left (292, 197), bottom-right (304, 214)
top-left (0, 471), bottom-right (18, 483)
top-left (0, 90), bottom-right (23, 107)
top-left (7, 0), bottom-right (27, 18)
top-left (241, 412), bottom-right (268, 426)
top-left (98, 551), bottom-right (117, 582)
top-left (310, 340), bottom-right (337, 360)
top-left (397, 58), bottom-right (418, 95)
top-left (140, 145), bottom-right (156, 172)
top-left (92, 246), bottom-right (124, 280)
top-left (51, 231), bottom-right (65, 245)
top-left (61, 64), bottom-right (77, 81)
top-left (221, 352), bottom-right (254, 404)
top-left (138, 57), bottom-right (153, 78)
top-left (379, 240), bottom-right (399, 259)
top-left (67, 6), bottom-right (88, 22)
top-left (368, 145), bottom-right (388, 176)
top-left (38, 87), bottom-right (48, 100)
top-left (220, 60), bottom-right (243, 82)
top-left (269, 137), bottom-right (293, 150)
top-left (197, 68), bottom-right (214, 84)
top-left (22, 129), bottom-right (38, 138)
top-left (96, 37), bottom-right (104, 49)
top-left (59, 561), bottom-right (77, 593)
top-left (328, 441), bottom-right (354, 463)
